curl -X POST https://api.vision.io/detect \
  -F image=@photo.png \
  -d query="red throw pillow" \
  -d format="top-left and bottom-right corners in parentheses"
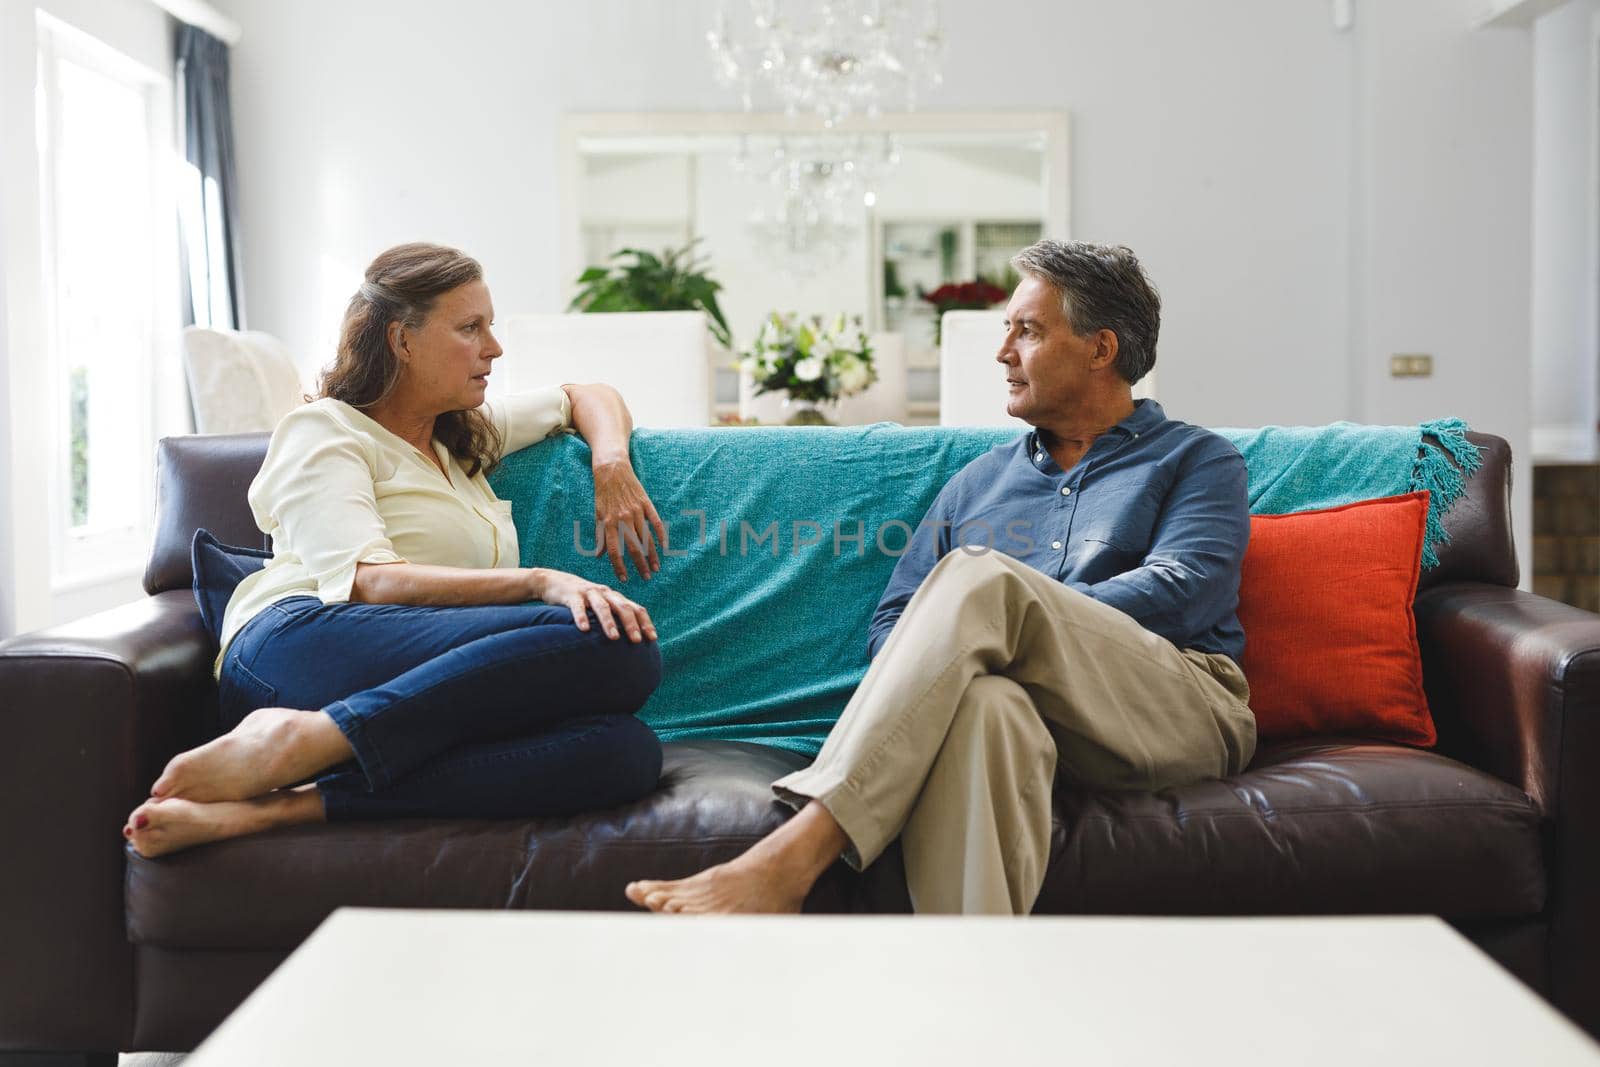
top-left (1236, 491), bottom-right (1435, 746)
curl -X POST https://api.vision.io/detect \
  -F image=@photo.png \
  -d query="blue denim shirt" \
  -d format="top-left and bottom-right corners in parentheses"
top-left (867, 399), bottom-right (1248, 663)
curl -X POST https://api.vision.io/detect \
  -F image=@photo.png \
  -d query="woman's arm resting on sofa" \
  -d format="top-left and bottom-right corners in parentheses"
top-left (563, 382), bottom-right (668, 583)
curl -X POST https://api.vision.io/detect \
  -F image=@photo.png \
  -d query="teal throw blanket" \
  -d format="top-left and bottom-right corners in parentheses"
top-left (489, 418), bottom-right (1480, 756)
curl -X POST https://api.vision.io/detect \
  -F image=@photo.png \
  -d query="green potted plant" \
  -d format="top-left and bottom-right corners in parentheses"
top-left (569, 238), bottom-right (734, 349)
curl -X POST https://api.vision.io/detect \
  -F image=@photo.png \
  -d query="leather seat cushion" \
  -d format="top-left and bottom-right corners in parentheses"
top-left (127, 741), bottom-right (834, 949)
top-left (1033, 737), bottom-right (1545, 918)
top-left (127, 737), bottom-right (1545, 949)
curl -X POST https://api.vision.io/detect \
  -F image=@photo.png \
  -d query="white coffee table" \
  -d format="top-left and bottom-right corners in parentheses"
top-left (187, 909), bottom-right (1600, 1066)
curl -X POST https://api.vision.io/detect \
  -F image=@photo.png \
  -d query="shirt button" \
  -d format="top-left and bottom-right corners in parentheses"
top-left (1051, 540), bottom-right (1063, 550)
top-left (1035, 452), bottom-right (1044, 462)
top-left (1061, 486), bottom-right (1072, 496)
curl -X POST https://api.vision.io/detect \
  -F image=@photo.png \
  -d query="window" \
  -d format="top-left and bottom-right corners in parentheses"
top-left (34, 14), bottom-right (179, 584)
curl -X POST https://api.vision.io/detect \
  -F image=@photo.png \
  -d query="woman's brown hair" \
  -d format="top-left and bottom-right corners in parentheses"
top-left (318, 242), bottom-right (504, 476)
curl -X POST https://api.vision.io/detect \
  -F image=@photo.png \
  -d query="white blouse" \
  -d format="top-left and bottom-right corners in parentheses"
top-left (216, 388), bottom-right (572, 671)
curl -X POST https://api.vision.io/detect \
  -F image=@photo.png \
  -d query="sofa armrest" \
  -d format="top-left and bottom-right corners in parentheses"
top-left (1413, 580), bottom-right (1600, 1033)
top-left (1414, 582), bottom-right (1600, 813)
top-left (0, 590), bottom-right (215, 1053)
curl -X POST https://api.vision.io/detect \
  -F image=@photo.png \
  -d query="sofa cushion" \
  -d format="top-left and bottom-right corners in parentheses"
top-left (128, 737), bottom-right (1545, 949)
top-left (125, 741), bottom-right (848, 949)
top-left (180, 326), bottom-right (305, 435)
top-left (1032, 737), bottom-right (1544, 919)
top-left (1237, 492), bottom-right (1435, 746)
top-left (190, 529), bottom-right (270, 643)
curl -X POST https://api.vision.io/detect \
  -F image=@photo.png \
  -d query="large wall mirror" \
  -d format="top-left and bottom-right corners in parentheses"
top-left (561, 112), bottom-right (1069, 423)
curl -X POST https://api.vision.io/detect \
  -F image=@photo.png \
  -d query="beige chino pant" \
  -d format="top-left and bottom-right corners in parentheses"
top-left (773, 549), bottom-right (1257, 915)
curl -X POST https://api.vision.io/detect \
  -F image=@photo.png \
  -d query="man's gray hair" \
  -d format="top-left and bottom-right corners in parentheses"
top-left (1009, 240), bottom-right (1161, 385)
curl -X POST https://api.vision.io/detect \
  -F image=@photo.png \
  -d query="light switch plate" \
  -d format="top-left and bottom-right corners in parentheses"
top-left (1390, 353), bottom-right (1434, 378)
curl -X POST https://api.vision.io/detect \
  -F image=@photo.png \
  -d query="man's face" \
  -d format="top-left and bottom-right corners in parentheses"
top-left (996, 274), bottom-right (1105, 425)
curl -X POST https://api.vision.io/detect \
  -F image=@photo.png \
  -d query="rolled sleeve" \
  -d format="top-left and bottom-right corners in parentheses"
top-left (249, 408), bottom-right (406, 604)
top-left (488, 386), bottom-right (574, 458)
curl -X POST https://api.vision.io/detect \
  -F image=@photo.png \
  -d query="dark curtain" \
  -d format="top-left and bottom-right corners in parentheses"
top-left (176, 24), bottom-right (245, 330)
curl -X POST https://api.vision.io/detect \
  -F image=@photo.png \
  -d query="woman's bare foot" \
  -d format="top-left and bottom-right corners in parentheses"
top-left (625, 800), bottom-right (848, 914)
top-left (150, 707), bottom-right (352, 803)
top-left (123, 786), bottom-right (325, 858)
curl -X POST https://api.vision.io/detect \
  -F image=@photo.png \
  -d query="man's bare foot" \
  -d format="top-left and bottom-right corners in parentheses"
top-left (150, 707), bottom-right (352, 803)
top-left (625, 799), bottom-right (849, 914)
top-left (123, 787), bottom-right (324, 859)
top-left (625, 853), bottom-right (810, 914)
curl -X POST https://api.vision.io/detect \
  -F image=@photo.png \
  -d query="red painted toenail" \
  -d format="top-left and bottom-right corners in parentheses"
top-left (135, 815), bottom-right (149, 829)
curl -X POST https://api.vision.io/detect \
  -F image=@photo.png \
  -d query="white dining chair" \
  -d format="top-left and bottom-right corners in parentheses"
top-left (495, 311), bottom-right (717, 428)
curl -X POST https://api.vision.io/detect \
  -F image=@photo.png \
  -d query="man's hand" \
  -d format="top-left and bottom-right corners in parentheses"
top-left (593, 459), bottom-right (668, 582)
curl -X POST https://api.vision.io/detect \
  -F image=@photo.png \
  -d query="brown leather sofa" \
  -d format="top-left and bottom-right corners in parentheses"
top-left (2, 430), bottom-right (1597, 1062)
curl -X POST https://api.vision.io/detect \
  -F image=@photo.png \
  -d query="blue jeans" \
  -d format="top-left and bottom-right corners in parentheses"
top-left (218, 597), bottom-right (664, 822)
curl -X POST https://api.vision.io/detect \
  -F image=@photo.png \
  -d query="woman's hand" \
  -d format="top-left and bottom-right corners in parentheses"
top-left (593, 458), bottom-right (668, 583)
top-left (530, 568), bottom-right (657, 643)
top-left (563, 382), bottom-right (667, 583)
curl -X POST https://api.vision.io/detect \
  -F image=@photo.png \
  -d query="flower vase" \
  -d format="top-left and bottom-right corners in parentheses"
top-left (784, 397), bottom-right (833, 426)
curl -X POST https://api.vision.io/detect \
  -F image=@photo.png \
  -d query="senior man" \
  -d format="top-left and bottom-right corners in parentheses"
top-left (627, 240), bottom-right (1256, 915)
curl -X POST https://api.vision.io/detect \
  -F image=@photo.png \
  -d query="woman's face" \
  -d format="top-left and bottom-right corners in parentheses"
top-left (396, 279), bottom-right (502, 413)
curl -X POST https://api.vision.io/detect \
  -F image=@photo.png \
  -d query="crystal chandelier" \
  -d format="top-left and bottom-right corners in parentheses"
top-left (738, 133), bottom-right (901, 280)
top-left (707, 0), bottom-right (945, 128)
top-left (708, 1), bottom-right (944, 270)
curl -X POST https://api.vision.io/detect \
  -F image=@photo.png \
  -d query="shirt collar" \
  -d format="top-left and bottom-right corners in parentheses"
top-left (1025, 398), bottom-right (1166, 470)
top-left (1121, 397), bottom-right (1165, 438)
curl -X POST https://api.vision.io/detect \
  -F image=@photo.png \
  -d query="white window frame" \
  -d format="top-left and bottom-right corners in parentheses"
top-left (34, 12), bottom-right (180, 589)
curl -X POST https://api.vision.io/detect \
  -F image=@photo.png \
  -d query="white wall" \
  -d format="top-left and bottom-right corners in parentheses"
top-left (212, 0), bottom-right (1535, 572)
top-left (948, 4), bottom-right (1356, 429)
top-left (1531, 0), bottom-right (1600, 461)
top-left (212, 0), bottom-right (1356, 429)
top-left (212, 0), bottom-right (737, 388)
top-left (1353, 0), bottom-right (1535, 586)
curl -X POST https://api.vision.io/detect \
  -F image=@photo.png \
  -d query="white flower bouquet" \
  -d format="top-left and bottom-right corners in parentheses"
top-left (738, 312), bottom-right (877, 424)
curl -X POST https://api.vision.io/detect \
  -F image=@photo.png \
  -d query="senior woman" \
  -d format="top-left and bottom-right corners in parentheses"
top-left (124, 242), bottom-right (670, 858)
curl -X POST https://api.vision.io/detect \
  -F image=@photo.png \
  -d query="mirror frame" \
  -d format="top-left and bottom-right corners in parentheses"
top-left (558, 110), bottom-right (1072, 307)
